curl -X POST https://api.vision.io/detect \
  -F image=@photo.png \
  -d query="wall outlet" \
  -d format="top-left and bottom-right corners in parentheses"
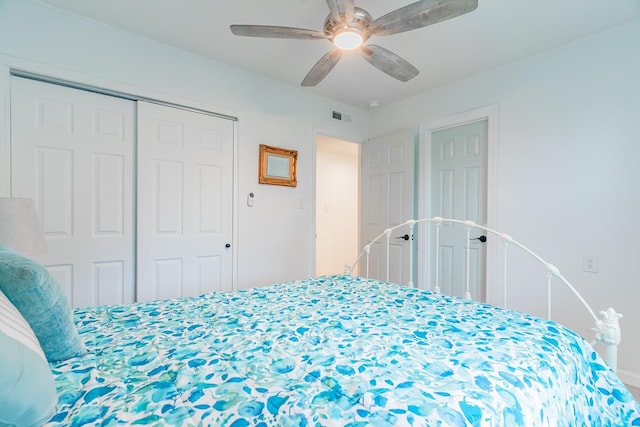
top-left (583, 256), bottom-right (599, 273)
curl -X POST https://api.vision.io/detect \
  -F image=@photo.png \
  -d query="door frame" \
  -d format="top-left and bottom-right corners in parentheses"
top-left (418, 104), bottom-right (499, 303)
top-left (0, 65), bottom-right (11, 197)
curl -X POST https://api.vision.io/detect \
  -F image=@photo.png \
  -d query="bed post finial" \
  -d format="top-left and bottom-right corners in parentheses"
top-left (593, 307), bottom-right (622, 372)
top-left (344, 264), bottom-right (352, 276)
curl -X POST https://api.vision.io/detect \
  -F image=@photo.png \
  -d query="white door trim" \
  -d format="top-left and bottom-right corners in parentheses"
top-left (0, 65), bottom-right (11, 197)
top-left (418, 104), bottom-right (499, 302)
top-left (231, 119), bottom-right (239, 290)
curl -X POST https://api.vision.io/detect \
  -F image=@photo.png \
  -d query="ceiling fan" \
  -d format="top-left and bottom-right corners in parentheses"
top-left (230, 0), bottom-right (478, 87)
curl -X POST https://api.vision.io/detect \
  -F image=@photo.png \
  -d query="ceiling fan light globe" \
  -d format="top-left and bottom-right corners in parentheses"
top-left (333, 29), bottom-right (363, 50)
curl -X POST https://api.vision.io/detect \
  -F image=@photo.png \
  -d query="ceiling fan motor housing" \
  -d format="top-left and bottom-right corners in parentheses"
top-left (323, 7), bottom-right (372, 42)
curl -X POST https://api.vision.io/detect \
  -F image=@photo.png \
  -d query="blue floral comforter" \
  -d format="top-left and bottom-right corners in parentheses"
top-left (47, 275), bottom-right (640, 426)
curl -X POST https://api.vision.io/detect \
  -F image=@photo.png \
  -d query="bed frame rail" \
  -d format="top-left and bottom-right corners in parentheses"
top-left (344, 217), bottom-right (622, 372)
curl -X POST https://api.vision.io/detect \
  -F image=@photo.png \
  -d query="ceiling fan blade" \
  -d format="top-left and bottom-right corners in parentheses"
top-left (326, 0), bottom-right (355, 24)
top-left (369, 0), bottom-right (478, 36)
top-left (301, 50), bottom-right (343, 87)
top-left (230, 25), bottom-right (326, 40)
top-left (360, 45), bottom-right (419, 82)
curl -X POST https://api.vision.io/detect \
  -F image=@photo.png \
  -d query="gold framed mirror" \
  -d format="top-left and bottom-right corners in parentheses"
top-left (258, 144), bottom-right (297, 187)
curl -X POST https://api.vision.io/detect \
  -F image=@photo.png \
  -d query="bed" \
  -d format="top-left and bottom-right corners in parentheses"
top-left (0, 219), bottom-right (638, 426)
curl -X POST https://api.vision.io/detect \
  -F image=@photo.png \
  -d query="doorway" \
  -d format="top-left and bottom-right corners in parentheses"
top-left (315, 135), bottom-right (359, 276)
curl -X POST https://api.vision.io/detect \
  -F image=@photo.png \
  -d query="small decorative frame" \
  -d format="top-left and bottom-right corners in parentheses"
top-left (258, 144), bottom-right (298, 187)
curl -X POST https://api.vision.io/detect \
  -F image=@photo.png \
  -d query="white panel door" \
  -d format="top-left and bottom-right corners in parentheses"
top-left (136, 101), bottom-right (234, 301)
top-left (10, 77), bottom-right (135, 308)
top-left (430, 120), bottom-right (488, 300)
top-left (361, 131), bottom-right (415, 285)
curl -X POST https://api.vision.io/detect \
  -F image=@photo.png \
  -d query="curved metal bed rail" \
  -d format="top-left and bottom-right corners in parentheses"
top-left (344, 217), bottom-right (622, 372)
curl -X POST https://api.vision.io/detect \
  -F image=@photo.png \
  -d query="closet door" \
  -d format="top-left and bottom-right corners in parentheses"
top-left (136, 101), bottom-right (234, 301)
top-left (10, 77), bottom-right (135, 308)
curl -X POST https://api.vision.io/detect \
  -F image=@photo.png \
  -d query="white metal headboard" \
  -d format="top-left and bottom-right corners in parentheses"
top-left (345, 217), bottom-right (622, 372)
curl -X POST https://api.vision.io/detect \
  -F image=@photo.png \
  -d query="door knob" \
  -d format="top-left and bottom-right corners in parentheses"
top-left (470, 235), bottom-right (487, 243)
top-left (225, 243), bottom-right (231, 248)
top-left (395, 234), bottom-right (411, 241)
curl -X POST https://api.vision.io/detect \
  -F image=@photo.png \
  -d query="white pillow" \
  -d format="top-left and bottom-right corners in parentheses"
top-left (0, 289), bottom-right (58, 426)
top-left (0, 290), bottom-right (46, 360)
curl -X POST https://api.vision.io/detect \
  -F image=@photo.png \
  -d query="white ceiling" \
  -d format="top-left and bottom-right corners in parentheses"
top-left (36, 0), bottom-right (640, 109)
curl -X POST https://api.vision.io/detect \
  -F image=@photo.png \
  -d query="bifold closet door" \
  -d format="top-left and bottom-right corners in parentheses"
top-left (10, 77), bottom-right (135, 308)
top-left (136, 101), bottom-right (234, 301)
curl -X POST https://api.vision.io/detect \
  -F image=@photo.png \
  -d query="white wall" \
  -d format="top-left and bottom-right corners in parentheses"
top-left (0, 0), bottom-right (369, 288)
top-left (370, 20), bottom-right (640, 384)
top-left (315, 135), bottom-right (359, 276)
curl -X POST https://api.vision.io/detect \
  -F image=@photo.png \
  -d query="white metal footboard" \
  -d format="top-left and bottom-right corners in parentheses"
top-left (344, 217), bottom-right (622, 372)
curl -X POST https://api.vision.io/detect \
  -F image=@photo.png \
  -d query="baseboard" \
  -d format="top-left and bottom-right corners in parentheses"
top-left (618, 368), bottom-right (640, 388)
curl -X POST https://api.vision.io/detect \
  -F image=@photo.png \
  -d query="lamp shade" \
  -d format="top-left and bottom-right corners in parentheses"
top-left (0, 198), bottom-right (48, 255)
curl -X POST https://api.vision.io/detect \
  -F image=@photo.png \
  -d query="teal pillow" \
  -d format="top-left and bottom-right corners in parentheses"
top-left (0, 246), bottom-right (85, 361)
top-left (0, 331), bottom-right (58, 426)
top-left (0, 290), bottom-right (58, 426)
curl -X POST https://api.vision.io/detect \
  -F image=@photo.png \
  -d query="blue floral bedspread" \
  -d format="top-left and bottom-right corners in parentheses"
top-left (47, 275), bottom-right (640, 426)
